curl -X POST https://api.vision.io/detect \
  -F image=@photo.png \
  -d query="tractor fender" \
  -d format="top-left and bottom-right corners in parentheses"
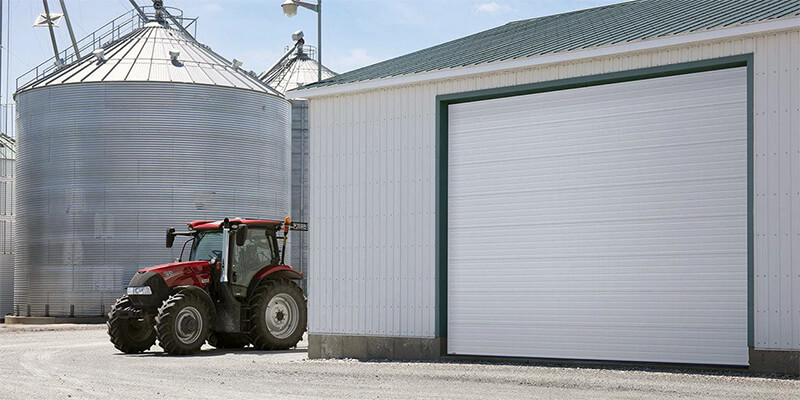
top-left (252, 265), bottom-right (303, 281)
top-left (247, 266), bottom-right (304, 299)
top-left (172, 285), bottom-right (217, 323)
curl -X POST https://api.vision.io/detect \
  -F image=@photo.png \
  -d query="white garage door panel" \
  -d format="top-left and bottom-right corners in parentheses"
top-left (447, 67), bottom-right (749, 365)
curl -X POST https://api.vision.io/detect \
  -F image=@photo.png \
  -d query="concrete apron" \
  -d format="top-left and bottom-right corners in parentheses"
top-left (308, 334), bottom-right (799, 377)
top-left (4, 315), bottom-right (107, 325)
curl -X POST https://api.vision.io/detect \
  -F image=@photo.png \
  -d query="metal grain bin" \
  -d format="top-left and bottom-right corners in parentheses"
top-left (13, 21), bottom-right (290, 317)
top-left (261, 43), bottom-right (335, 288)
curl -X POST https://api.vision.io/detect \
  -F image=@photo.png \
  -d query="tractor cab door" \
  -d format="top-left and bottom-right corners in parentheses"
top-left (229, 227), bottom-right (278, 297)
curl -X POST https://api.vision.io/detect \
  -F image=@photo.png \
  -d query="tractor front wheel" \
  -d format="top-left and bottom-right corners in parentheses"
top-left (155, 292), bottom-right (210, 355)
top-left (248, 280), bottom-right (307, 350)
top-left (107, 296), bottom-right (156, 354)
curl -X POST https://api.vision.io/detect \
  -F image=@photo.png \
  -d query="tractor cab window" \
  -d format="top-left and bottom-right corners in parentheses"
top-left (190, 232), bottom-right (223, 261)
top-left (231, 227), bottom-right (276, 286)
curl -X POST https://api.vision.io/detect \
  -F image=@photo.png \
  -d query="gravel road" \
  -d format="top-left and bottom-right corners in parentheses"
top-left (0, 324), bottom-right (796, 399)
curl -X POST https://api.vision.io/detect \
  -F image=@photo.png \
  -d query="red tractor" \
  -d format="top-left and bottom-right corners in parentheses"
top-left (107, 217), bottom-right (307, 355)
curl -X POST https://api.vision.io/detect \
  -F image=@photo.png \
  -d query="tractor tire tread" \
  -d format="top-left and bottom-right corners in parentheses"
top-left (247, 280), bottom-right (307, 351)
top-left (155, 291), bottom-right (210, 355)
top-left (107, 295), bottom-right (156, 354)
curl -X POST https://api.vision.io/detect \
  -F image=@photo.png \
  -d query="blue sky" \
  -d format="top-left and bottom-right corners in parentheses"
top-left (3, 0), bottom-right (621, 105)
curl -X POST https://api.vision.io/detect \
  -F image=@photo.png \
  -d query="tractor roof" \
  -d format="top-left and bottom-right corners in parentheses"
top-left (188, 218), bottom-right (284, 231)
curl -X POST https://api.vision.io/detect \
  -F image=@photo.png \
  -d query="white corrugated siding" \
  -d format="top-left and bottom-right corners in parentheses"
top-left (310, 86), bottom-right (436, 337)
top-left (308, 27), bottom-right (800, 350)
top-left (447, 68), bottom-right (748, 365)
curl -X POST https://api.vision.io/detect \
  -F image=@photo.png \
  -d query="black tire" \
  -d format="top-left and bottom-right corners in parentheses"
top-left (155, 292), bottom-right (210, 355)
top-left (107, 296), bottom-right (156, 354)
top-left (207, 332), bottom-right (250, 349)
top-left (248, 280), bottom-right (307, 350)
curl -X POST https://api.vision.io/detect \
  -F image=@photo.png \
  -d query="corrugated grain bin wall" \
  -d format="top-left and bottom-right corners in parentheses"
top-left (0, 140), bottom-right (13, 318)
top-left (13, 22), bottom-right (290, 317)
top-left (290, 99), bottom-right (309, 287)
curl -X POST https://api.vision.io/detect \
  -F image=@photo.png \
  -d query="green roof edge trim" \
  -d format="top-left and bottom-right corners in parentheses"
top-left (302, 0), bottom-right (797, 89)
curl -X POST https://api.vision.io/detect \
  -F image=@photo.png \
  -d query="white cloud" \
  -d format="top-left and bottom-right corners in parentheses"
top-left (475, 1), bottom-right (511, 15)
top-left (329, 48), bottom-right (381, 73)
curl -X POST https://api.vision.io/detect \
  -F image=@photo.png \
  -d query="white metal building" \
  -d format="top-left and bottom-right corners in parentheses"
top-left (291, 0), bottom-right (800, 374)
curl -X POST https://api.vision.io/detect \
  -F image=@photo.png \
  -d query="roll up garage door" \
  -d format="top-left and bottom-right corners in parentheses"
top-left (447, 67), bottom-right (748, 365)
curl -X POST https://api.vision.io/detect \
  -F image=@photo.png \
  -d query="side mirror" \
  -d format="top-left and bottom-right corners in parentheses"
top-left (166, 227), bottom-right (176, 248)
top-left (235, 225), bottom-right (248, 247)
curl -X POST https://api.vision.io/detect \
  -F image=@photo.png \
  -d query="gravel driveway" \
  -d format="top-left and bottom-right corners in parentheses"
top-left (0, 324), bottom-right (796, 399)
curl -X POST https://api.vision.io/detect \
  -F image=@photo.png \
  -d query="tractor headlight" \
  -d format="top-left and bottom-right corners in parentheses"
top-left (126, 286), bottom-right (152, 295)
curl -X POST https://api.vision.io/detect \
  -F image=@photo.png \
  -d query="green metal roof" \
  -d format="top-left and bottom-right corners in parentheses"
top-left (304, 0), bottom-right (799, 89)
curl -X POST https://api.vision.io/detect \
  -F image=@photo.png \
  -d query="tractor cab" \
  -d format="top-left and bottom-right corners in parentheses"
top-left (171, 218), bottom-right (301, 297)
top-left (107, 217), bottom-right (308, 355)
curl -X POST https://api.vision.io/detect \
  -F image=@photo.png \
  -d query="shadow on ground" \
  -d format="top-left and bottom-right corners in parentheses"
top-left (117, 346), bottom-right (307, 358)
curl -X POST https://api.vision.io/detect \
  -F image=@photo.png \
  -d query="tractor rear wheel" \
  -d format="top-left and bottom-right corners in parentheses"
top-left (208, 332), bottom-right (250, 349)
top-left (155, 292), bottom-right (210, 355)
top-left (248, 280), bottom-right (307, 350)
top-left (107, 295), bottom-right (156, 354)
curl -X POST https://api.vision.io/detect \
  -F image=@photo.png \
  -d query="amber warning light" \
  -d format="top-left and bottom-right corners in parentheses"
top-left (281, 217), bottom-right (292, 265)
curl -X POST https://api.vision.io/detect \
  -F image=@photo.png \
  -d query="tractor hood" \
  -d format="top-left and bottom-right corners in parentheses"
top-left (140, 260), bottom-right (210, 274)
top-left (139, 260), bottom-right (212, 289)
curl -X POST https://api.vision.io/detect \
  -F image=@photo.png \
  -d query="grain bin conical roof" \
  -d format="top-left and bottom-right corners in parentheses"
top-left (17, 21), bottom-right (278, 96)
top-left (262, 45), bottom-right (336, 95)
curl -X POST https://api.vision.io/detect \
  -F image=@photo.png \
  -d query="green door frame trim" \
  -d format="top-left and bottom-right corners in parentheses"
top-left (435, 54), bottom-right (755, 352)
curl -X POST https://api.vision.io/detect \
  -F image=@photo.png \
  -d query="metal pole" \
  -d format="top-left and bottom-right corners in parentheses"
top-left (58, 0), bottom-right (79, 58)
top-left (41, 0), bottom-right (61, 63)
top-left (128, 0), bottom-right (148, 22)
top-left (317, 0), bottom-right (321, 82)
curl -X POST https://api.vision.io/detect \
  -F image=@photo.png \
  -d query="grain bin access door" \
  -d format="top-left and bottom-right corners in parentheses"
top-left (446, 67), bottom-right (749, 365)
